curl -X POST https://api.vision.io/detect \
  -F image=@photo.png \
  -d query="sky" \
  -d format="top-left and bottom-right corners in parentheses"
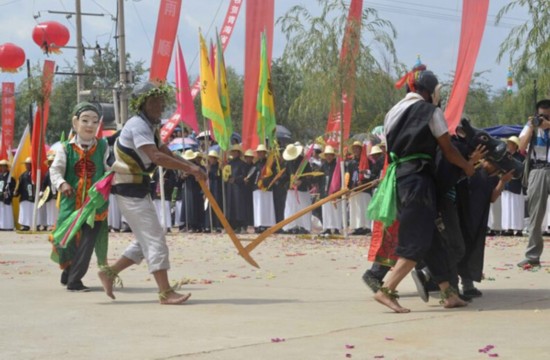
top-left (0, 0), bottom-right (530, 95)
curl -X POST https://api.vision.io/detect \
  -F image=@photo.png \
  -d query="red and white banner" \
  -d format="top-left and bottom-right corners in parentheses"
top-left (162, 0), bottom-right (243, 140)
top-left (325, 0), bottom-right (362, 148)
top-left (189, 0), bottom-right (244, 99)
top-left (444, 0), bottom-right (489, 133)
top-left (149, 0), bottom-right (182, 83)
top-left (31, 60), bottom-right (55, 184)
top-left (1, 82), bottom-right (15, 160)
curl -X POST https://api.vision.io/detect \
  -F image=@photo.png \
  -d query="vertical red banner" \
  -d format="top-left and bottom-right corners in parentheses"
top-left (241, 0), bottom-right (274, 151)
top-left (31, 60), bottom-right (55, 184)
top-left (444, 0), bottom-right (489, 133)
top-left (1, 82), bottom-right (15, 160)
top-left (325, 0), bottom-right (363, 147)
top-left (149, 0), bottom-right (182, 83)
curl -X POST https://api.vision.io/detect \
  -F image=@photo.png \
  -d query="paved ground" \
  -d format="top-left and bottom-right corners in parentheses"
top-left (1, 230), bottom-right (549, 360)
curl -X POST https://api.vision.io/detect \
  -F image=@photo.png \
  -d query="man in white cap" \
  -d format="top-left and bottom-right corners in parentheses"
top-left (501, 135), bottom-right (525, 236)
top-left (320, 145), bottom-right (342, 235)
top-left (281, 143), bottom-right (313, 234)
top-left (0, 159), bottom-right (15, 230)
top-left (14, 157), bottom-right (34, 231)
top-left (39, 154), bottom-right (58, 231)
top-left (346, 141), bottom-right (372, 235)
top-left (251, 144), bottom-right (276, 233)
top-left (204, 150), bottom-right (223, 233)
top-left (97, 82), bottom-right (206, 304)
top-left (225, 144), bottom-right (250, 233)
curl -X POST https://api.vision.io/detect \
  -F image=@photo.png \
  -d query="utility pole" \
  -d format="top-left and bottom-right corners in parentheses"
top-left (117, 0), bottom-right (128, 126)
top-left (75, 0), bottom-right (84, 103)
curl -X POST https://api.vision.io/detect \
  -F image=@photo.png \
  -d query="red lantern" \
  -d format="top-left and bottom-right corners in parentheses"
top-left (32, 21), bottom-right (70, 54)
top-left (0, 43), bottom-right (26, 72)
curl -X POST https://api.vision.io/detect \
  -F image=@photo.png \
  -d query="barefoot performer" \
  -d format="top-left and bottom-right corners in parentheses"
top-left (367, 70), bottom-right (474, 313)
top-left (98, 82), bottom-right (206, 305)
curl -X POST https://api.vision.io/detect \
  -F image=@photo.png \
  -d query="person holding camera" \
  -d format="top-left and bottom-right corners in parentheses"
top-left (517, 99), bottom-right (550, 268)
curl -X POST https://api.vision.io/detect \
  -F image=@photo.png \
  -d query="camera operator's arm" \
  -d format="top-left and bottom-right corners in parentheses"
top-left (519, 117), bottom-right (550, 152)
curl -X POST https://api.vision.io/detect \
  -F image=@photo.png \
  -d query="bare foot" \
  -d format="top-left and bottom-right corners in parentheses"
top-left (443, 294), bottom-right (468, 309)
top-left (159, 291), bottom-right (192, 305)
top-left (374, 290), bottom-right (410, 313)
top-left (98, 270), bottom-right (115, 300)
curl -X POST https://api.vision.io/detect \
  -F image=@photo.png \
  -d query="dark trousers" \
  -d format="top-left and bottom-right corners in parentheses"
top-left (67, 222), bottom-right (100, 286)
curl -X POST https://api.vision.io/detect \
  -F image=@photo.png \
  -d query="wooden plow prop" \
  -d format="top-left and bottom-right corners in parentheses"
top-left (198, 180), bottom-right (260, 268)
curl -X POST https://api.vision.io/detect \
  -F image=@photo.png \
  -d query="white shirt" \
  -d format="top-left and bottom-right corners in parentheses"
top-left (519, 124), bottom-right (550, 162)
top-left (384, 92), bottom-right (448, 139)
top-left (50, 135), bottom-right (110, 190)
top-left (118, 114), bottom-right (159, 169)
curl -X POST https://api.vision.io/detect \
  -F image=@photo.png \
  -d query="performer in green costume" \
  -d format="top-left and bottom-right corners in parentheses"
top-left (49, 102), bottom-right (110, 292)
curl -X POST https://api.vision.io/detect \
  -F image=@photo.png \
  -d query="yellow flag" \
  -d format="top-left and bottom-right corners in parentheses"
top-left (199, 32), bottom-right (227, 149)
top-left (9, 124), bottom-right (32, 230)
top-left (215, 32), bottom-right (233, 151)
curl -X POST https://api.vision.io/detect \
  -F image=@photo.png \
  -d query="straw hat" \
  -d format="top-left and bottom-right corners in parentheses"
top-left (207, 150), bottom-right (220, 158)
top-left (506, 136), bottom-right (520, 148)
top-left (256, 144), bottom-right (268, 152)
top-left (283, 143), bottom-right (303, 161)
top-left (47, 154), bottom-right (55, 161)
top-left (24, 157), bottom-right (32, 164)
top-left (324, 145), bottom-right (336, 155)
top-left (0, 159), bottom-right (8, 166)
top-left (230, 144), bottom-right (243, 153)
top-left (244, 149), bottom-right (255, 157)
top-left (351, 141), bottom-right (363, 148)
top-left (369, 145), bottom-right (383, 156)
top-left (182, 149), bottom-right (198, 160)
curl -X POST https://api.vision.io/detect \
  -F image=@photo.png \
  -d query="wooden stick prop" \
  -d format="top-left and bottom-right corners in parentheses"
top-left (198, 179), bottom-right (260, 268)
top-left (244, 186), bottom-right (351, 254)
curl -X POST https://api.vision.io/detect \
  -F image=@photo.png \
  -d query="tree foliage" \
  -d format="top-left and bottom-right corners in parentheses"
top-left (277, 0), bottom-right (399, 142)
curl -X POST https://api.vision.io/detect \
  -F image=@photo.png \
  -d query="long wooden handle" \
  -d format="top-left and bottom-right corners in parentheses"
top-left (244, 186), bottom-right (351, 254)
top-left (199, 180), bottom-right (260, 268)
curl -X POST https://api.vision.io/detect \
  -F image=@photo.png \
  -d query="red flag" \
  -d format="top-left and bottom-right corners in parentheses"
top-left (444, 0), bottom-right (489, 133)
top-left (189, 0), bottom-right (244, 100)
top-left (241, 0), bottom-right (274, 151)
top-left (1, 82), bottom-right (15, 160)
top-left (324, 0), bottom-right (362, 147)
top-left (149, 0), bottom-right (182, 83)
top-left (160, 40), bottom-right (199, 142)
top-left (358, 144), bottom-right (369, 182)
top-left (328, 157), bottom-right (342, 195)
top-left (31, 60), bottom-right (55, 185)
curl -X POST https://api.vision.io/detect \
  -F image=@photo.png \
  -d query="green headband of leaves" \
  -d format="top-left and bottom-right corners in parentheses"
top-left (129, 84), bottom-right (173, 114)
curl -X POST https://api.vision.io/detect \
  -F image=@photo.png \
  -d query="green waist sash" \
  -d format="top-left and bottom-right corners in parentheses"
top-left (367, 152), bottom-right (432, 227)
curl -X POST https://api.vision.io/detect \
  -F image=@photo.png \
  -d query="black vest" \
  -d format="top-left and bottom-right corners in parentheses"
top-left (386, 100), bottom-right (438, 178)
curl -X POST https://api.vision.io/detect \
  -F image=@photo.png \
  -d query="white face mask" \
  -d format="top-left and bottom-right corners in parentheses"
top-left (432, 84), bottom-right (442, 106)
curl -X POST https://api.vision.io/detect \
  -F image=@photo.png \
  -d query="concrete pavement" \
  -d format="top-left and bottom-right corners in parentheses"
top-left (1, 231), bottom-right (549, 359)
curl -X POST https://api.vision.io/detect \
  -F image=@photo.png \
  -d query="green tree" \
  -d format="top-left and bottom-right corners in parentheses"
top-left (277, 0), bottom-right (398, 144)
top-left (496, 0), bottom-right (550, 97)
top-left (13, 45), bottom-right (146, 145)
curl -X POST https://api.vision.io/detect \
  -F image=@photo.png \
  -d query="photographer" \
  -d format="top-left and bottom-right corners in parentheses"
top-left (517, 99), bottom-right (550, 268)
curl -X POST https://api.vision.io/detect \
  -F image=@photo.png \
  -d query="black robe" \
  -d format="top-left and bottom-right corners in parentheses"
top-left (204, 163), bottom-right (223, 229)
top-left (0, 173), bottom-right (16, 205)
top-left (226, 158), bottom-right (249, 228)
top-left (15, 171), bottom-right (35, 202)
top-left (180, 166), bottom-right (205, 231)
top-left (457, 167), bottom-right (499, 282)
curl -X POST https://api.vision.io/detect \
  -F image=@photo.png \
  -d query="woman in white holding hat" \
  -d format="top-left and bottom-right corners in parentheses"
top-left (501, 136), bottom-right (525, 236)
top-left (13, 157), bottom-right (34, 231)
top-left (251, 144), bottom-right (276, 233)
top-left (281, 143), bottom-right (313, 234)
top-left (0, 159), bottom-right (15, 230)
top-left (320, 145), bottom-right (342, 235)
